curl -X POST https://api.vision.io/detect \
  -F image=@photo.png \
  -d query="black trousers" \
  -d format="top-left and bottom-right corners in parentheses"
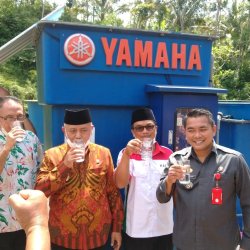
top-left (0, 230), bottom-right (26, 250)
top-left (51, 243), bottom-right (107, 250)
top-left (123, 232), bottom-right (173, 250)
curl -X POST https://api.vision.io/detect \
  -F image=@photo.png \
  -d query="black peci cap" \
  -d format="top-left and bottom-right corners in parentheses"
top-left (131, 108), bottom-right (156, 125)
top-left (64, 109), bottom-right (92, 125)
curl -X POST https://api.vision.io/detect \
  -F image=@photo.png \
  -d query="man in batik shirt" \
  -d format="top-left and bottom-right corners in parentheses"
top-left (0, 96), bottom-right (43, 250)
top-left (35, 108), bottom-right (124, 250)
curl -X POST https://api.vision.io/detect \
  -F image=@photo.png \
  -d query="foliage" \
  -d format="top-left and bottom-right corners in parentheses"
top-left (60, 0), bottom-right (124, 25)
top-left (0, 0), bottom-right (52, 100)
top-left (212, 0), bottom-right (250, 100)
top-left (130, 0), bottom-right (156, 29)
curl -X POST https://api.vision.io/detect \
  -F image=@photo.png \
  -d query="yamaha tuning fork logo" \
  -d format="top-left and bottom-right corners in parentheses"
top-left (64, 33), bottom-right (95, 66)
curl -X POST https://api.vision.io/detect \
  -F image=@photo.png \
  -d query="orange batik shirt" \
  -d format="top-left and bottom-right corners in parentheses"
top-left (35, 143), bottom-right (124, 250)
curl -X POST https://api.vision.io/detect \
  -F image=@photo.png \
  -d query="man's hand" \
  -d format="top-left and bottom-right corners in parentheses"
top-left (4, 127), bottom-right (25, 150)
top-left (167, 164), bottom-right (184, 185)
top-left (124, 138), bottom-right (142, 157)
top-left (63, 147), bottom-right (83, 168)
top-left (111, 232), bottom-right (122, 250)
top-left (9, 189), bottom-right (49, 233)
top-left (9, 190), bottom-right (50, 250)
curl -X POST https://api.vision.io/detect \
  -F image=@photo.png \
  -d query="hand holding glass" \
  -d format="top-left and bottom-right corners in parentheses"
top-left (178, 159), bottom-right (191, 185)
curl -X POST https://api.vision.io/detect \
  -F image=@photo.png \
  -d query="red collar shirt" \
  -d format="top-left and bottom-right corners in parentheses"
top-left (117, 142), bottom-right (173, 238)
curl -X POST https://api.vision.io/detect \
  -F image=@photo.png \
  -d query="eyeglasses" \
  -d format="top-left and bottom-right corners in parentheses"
top-left (133, 124), bottom-right (155, 132)
top-left (0, 115), bottom-right (26, 122)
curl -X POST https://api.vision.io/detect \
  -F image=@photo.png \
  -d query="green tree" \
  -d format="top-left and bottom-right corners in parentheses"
top-left (60, 0), bottom-right (124, 26)
top-left (0, 0), bottom-right (53, 100)
top-left (165, 0), bottom-right (207, 32)
top-left (129, 0), bottom-right (156, 29)
top-left (212, 0), bottom-right (250, 100)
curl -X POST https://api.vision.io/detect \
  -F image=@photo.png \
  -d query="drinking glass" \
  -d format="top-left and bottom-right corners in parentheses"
top-left (141, 138), bottom-right (153, 161)
top-left (11, 121), bottom-right (25, 142)
top-left (178, 159), bottom-right (191, 185)
top-left (72, 140), bottom-right (85, 163)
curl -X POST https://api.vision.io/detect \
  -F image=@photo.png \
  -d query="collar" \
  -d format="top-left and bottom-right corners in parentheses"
top-left (153, 141), bottom-right (165, 156)
top-left (211, 141), bottom-right (219, 155)
top-left (189, 140), bottom-right (217, 160)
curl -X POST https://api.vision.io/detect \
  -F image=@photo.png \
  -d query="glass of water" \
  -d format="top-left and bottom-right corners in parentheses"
top-left (178, 159), bottom-right (191, 185)
top-left (11, 121), bottom-right (26, 142)
top-left (141, 138), bottom-right (153, 161)
top-left (72, 140), bottom-right (85, 163)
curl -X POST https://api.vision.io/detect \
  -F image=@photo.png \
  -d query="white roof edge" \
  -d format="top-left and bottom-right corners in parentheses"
top-left (0, 5), bottom-right (65, 64)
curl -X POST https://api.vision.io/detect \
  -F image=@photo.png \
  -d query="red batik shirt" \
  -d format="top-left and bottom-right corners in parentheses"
top-left (35, 143), bottom-right (124, 250)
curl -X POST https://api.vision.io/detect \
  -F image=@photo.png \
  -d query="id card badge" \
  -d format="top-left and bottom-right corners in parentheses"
top-left (212, 187), bottom-right (223, 205)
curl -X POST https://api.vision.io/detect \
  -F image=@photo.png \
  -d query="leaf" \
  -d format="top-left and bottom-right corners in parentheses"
top-left (0, 214), bottom-right (8, 226)
top-left (17, 165), bottom-right (29, 175)
top-left (15, 146), bottom-right (25, 156)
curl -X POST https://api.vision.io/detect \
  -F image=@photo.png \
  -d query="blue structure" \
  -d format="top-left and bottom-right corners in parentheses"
top-left (31, 21), bottom-right (226, 160)
top-left (218, 101), bottom-right (250, 165)
top-left (217, 101), bottom-right (250, 230)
